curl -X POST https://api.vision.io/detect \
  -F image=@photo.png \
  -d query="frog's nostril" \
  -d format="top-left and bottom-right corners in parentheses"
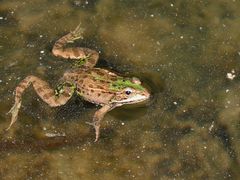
top-left (145, 91), bottom-right (150, 99)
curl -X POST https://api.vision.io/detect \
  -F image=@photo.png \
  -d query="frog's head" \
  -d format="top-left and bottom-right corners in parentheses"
top-left (111, 77), bottom-right (150, 105)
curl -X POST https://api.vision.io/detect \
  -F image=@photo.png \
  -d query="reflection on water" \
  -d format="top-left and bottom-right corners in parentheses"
top-left (0, 0), bottom-right (240, 179)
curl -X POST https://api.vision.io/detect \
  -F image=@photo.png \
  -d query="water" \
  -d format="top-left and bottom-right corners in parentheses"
top-left (0, 0), bottom-right (240, 179)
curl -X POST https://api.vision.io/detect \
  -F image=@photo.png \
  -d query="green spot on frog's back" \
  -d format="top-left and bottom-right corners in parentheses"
top-left (110, 79), bottom-right (145, 91)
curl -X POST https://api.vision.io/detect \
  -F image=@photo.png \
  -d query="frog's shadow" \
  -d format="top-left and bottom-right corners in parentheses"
top-left (53, 95), bottom-right (96, 123)
top-left (54, 96), bottom-right (150, 125)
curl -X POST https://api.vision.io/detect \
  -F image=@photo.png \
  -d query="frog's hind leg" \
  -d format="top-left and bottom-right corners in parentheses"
top-left (87, 104), bottom-right (116, 142)
top-left (6, 75), bottom-right (74, 130)
top-left (52, 24), bottom-right (99, 68)
top-left (53, 24), bottom-right (84, 51)
top-left (69, 23), bottom-right (84, 42)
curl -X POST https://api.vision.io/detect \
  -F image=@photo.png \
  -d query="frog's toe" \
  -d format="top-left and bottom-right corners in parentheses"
top-left (85, 121), bottom-right (94, 126)
top-left (71, 23), bottom-right (84, 40)
top-left (67, 40), bottom-right (74, 43)
top-left (94, 125), bottom-right (100, 142)
top-left (6, 101), bottom-right (21, 131)
top-left (85, 121), bottom-right (100, 142)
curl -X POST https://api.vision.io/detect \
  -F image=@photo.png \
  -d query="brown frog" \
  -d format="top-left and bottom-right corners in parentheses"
top-left (7, 24), bottom-right (150, 141)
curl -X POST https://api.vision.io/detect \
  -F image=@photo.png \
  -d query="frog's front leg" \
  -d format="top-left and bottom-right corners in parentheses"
top-left (88, 104), bottom-right (116, 142)
top-left (7, 75), bottom-right (74, 130)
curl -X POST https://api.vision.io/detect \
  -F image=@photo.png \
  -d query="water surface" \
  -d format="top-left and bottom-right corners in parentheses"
top-left (0, 0), bottom-right (240, 179)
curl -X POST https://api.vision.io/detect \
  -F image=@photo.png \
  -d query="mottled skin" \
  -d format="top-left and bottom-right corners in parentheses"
top-left (7, 24), bottom-right (150, 141)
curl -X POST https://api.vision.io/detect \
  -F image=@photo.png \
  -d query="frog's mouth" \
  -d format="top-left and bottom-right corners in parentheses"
top-left (114, 94), bottom-right (150, 104)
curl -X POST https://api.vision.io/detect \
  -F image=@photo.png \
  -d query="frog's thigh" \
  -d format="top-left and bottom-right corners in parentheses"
top-left (29, 76), bottom-right (73, 107)
top-left (82, 48), bottom-right (99, 68)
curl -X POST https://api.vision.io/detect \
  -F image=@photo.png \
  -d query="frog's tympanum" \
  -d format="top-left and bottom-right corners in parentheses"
top-left (7, 24), bottom-right (150, 141)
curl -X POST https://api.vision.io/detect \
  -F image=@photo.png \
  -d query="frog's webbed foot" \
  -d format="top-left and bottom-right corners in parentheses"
top-left (69, 23), bottom-right (85, 42)
top-left (6, 101), bottom-right (22, 131)
top-left (86, 105), bottom-right (114, 142)
top-left (86, 121), bottom-right (100, 142)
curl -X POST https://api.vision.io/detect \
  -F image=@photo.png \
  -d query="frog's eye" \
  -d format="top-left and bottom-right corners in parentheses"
top-left (125, 89), bottom-right (132, 95)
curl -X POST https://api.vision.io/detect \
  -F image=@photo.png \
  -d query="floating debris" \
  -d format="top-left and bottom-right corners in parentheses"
top-left (209, 121), bottom-right (214, 132)
top-left (226, 70), bottom-right (236, 80)
top-left (45, 132), bottom-right (66, 137)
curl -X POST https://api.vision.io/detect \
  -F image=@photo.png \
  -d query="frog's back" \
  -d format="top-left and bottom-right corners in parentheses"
top-left (63, 68), bottom-right (118, 105)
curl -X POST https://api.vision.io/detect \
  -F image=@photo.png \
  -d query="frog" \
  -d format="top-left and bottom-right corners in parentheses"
top-left (7, 24), bottom-right (150, 141)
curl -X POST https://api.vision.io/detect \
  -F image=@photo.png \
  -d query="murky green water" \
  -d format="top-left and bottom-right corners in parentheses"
top-left (1, 0), bottom-right (240, 179)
